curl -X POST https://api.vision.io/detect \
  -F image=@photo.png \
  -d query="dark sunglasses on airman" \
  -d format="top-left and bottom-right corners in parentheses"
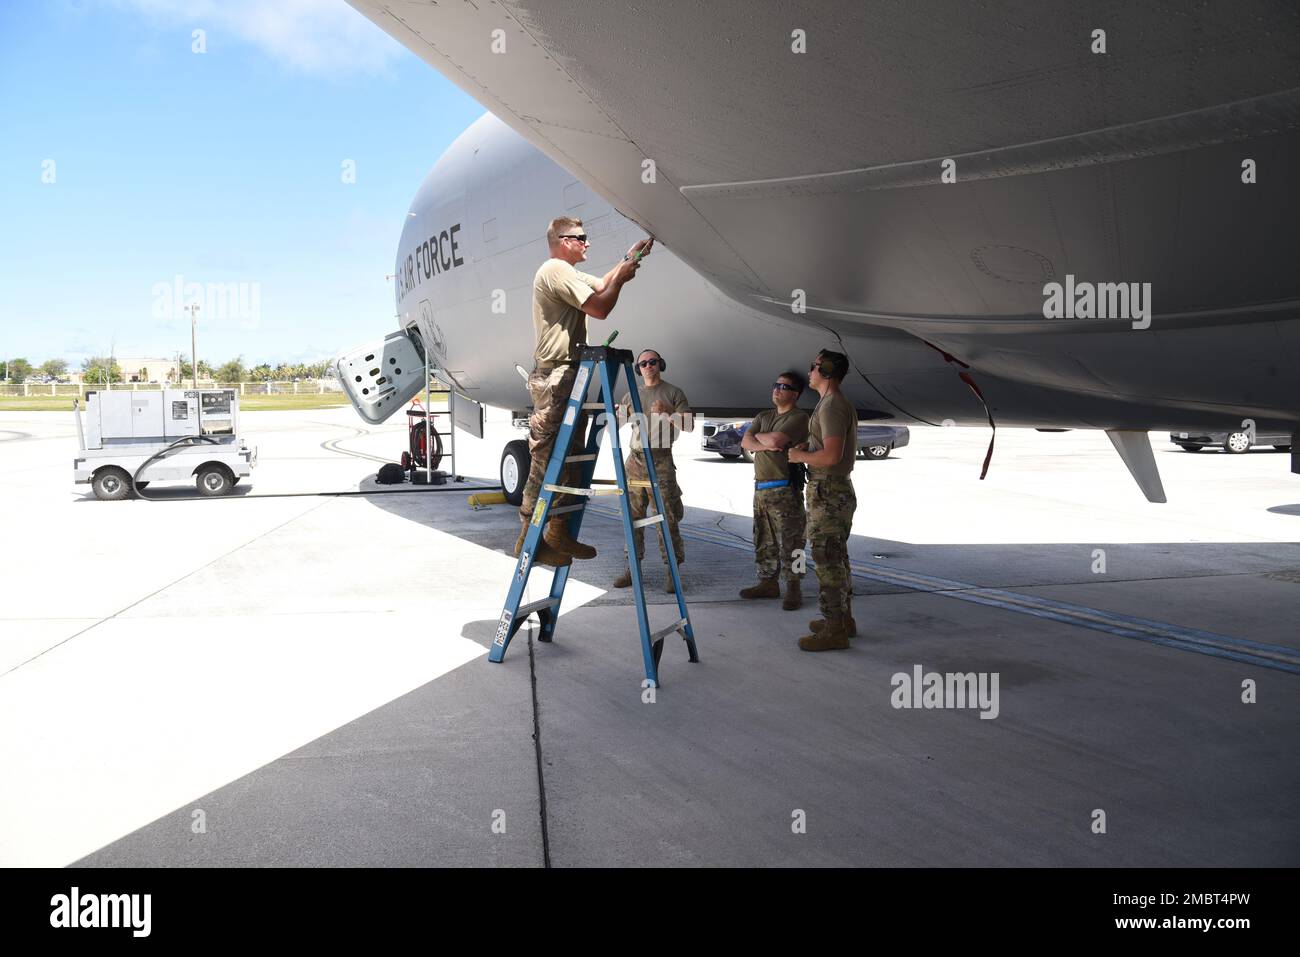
top-left (560, 234), bottom-right (589, 243)
top-left (638, 358), bottom-right (662, 368)
top-left (772, 382), bottom-right (798, 391)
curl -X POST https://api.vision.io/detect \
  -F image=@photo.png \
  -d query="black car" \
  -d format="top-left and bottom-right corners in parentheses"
top-left (700, 418), bottom-right (753, 461)
top-left (700, 419), bottom-right (910, 460)
top-left (858, 423), bottom-right (909, 459)
top-left (1169, 429), bottom-right (1292, 454)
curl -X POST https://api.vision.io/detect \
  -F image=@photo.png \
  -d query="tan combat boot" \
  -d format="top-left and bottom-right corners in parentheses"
top-left (739, 577), bottom-right (780, 599)
top-left (798, 616), bottom-right (851, 651)
top-left (534, 541), bottom-right (573, 567)
top-left (782, 579), bottom-right (802, 611)
top-left (516, 517), bottom-right (571, 567)
top-left (808, 615), bottom-right (858, 637)
top-left (544, 517), bottom-right (597, 559)
top-left (613, 564), bottom-right (633, 588)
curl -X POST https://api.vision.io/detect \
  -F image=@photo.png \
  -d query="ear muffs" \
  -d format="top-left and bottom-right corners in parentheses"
top-left (814, 360), bottom-right (832, 378)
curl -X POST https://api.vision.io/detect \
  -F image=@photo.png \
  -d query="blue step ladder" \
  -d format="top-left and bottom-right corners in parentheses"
top-left (489, 345), bottom-right (699, 687)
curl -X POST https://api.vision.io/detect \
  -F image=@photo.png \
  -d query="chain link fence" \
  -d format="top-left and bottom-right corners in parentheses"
top-left (0, 380), bottom-right (343, 397)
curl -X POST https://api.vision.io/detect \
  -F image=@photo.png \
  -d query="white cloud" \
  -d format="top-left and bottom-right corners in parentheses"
top-left (110, 0), bottom-right (405, 75)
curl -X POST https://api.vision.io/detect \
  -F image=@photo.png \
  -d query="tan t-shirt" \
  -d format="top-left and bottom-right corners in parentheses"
top-left (532, 258), bottom-right (602, 364)
top-left (749, 407), bottom-right (810, 482)
top-left (807, 390), bottom-right (858, 478)
top-left (619, 380), bottom-right (691, 457)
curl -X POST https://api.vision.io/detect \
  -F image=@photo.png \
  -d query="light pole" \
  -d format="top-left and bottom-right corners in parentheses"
top-left (184, 303), bottom-right (201, 387)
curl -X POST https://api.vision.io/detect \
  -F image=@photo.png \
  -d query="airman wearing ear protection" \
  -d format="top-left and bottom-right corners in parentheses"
top-left (788, 349), bottom-right (859, 650)
top-left (614, 348), bottom-right (693, 592)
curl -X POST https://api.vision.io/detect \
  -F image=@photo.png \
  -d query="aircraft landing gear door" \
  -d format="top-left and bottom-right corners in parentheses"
top-left (334, 329), bottom-right (429, 425)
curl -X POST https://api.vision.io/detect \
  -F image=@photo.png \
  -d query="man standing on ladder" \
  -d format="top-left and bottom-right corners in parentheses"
top-left (788, 350), bottom-right (859, 651)
top-left (517, 217), bottom-right (652, 566)
top-left (613, 348), bottom-right (693, 592)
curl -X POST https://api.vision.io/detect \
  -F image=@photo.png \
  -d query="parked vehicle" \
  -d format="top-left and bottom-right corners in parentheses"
top-left (700, 419), bottom-right (752, 461)
top-left (700, 419), bottom-right (910, 461)
top-left (858, 423), bottom-right (910, 459)
top-left (73, 389), bottom-right (256, 499)
top-left (1169, 428), bottom-right (1292, 454)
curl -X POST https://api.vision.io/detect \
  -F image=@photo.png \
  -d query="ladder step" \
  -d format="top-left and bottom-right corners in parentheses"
top-left (581, 402), bottom-right (608, 410)
top-left (649, 618), bottom-right (688, 643)
top-left (566, 454), bottom-right (597, 463)
top-left (543, 484), bottom-right (622, 497)
top-left (633, 514), bottom-right (664, 529)
top-left (518, 596), bottom-right (561, 618)
top-left (549, 503), bottom-right (585, 516)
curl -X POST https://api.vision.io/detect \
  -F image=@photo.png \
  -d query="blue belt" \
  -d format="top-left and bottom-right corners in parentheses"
top-left (755, 479), bottom-right (789, 490)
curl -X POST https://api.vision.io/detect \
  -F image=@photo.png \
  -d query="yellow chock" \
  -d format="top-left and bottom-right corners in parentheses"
top-left (468, 491), bottom-right (508, 509)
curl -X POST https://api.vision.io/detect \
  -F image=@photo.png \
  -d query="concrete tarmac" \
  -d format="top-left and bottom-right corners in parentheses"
top-left (0, 405), bottom-right (1296, 866)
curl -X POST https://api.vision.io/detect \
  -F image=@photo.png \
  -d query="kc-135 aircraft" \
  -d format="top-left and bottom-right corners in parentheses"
top-left (336, 0), bottom-right (1300, 504)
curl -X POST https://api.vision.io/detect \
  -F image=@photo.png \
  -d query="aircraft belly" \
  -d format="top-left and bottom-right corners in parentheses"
top-left (360, 1), bottom-right (1300, 430)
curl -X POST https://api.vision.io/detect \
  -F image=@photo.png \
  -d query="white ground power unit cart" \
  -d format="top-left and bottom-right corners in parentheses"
top-left (73, 389), bottom-right (257, 500)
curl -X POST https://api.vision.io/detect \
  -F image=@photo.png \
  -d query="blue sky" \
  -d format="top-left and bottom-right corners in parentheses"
top-left (0, 0), bottom-right (486, 369)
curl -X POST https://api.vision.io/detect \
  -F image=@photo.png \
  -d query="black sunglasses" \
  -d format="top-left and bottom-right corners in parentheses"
top-left (772, 382), bottom-right (798, 392)
top-left (638, 358), bottom-right (661, 368)
top-left (559, 234), bottom-right (589, 243)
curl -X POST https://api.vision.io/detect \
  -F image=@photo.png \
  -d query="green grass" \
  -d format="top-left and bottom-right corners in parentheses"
top-left (233, 393), bottom-right (352, 411)
top-left (0, 392), bottom-right (354, 412)
top-left (0, 395), bottom-right (90, 411)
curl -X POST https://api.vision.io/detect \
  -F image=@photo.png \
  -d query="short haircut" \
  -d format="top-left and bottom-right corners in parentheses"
top-left (816, 349), bottom-right (850, 381)
top-left (547, 216), bottom-right (583, 245)
top-left (777, 369), bottom-right (806, 395)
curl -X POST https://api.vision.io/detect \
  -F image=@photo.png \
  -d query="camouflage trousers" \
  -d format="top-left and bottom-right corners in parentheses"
top-left (520, 364), bottom-right (588, 522)
top-left (624, 450), bottom-right (684, 563)
top-left (753, 484), bottom-right (807, 585)
top-left (806, 474), bottom-right (857, 618)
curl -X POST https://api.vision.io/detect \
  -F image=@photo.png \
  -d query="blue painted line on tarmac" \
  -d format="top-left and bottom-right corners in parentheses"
top-left (587, 505), bottom-right (1300, 675)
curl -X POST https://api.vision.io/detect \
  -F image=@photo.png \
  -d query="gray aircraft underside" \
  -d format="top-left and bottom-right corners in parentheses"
top-left (348, 0), bottom-right (1300, 499)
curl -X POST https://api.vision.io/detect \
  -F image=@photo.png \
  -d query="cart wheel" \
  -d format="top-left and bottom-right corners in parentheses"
top-left (197, 464), bottom-right (234, 496)
top-left (427, 429), bottom-right (444, 471)
top-left (92, 467), bottom-right (132, 501)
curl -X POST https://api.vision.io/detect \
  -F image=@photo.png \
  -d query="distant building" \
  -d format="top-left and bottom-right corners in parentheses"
top-left (115, 357), bottom-right (180, 383)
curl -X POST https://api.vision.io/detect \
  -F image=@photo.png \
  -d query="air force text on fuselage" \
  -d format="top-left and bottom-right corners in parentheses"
top-left (396, 222), bottom-right (464, 305)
